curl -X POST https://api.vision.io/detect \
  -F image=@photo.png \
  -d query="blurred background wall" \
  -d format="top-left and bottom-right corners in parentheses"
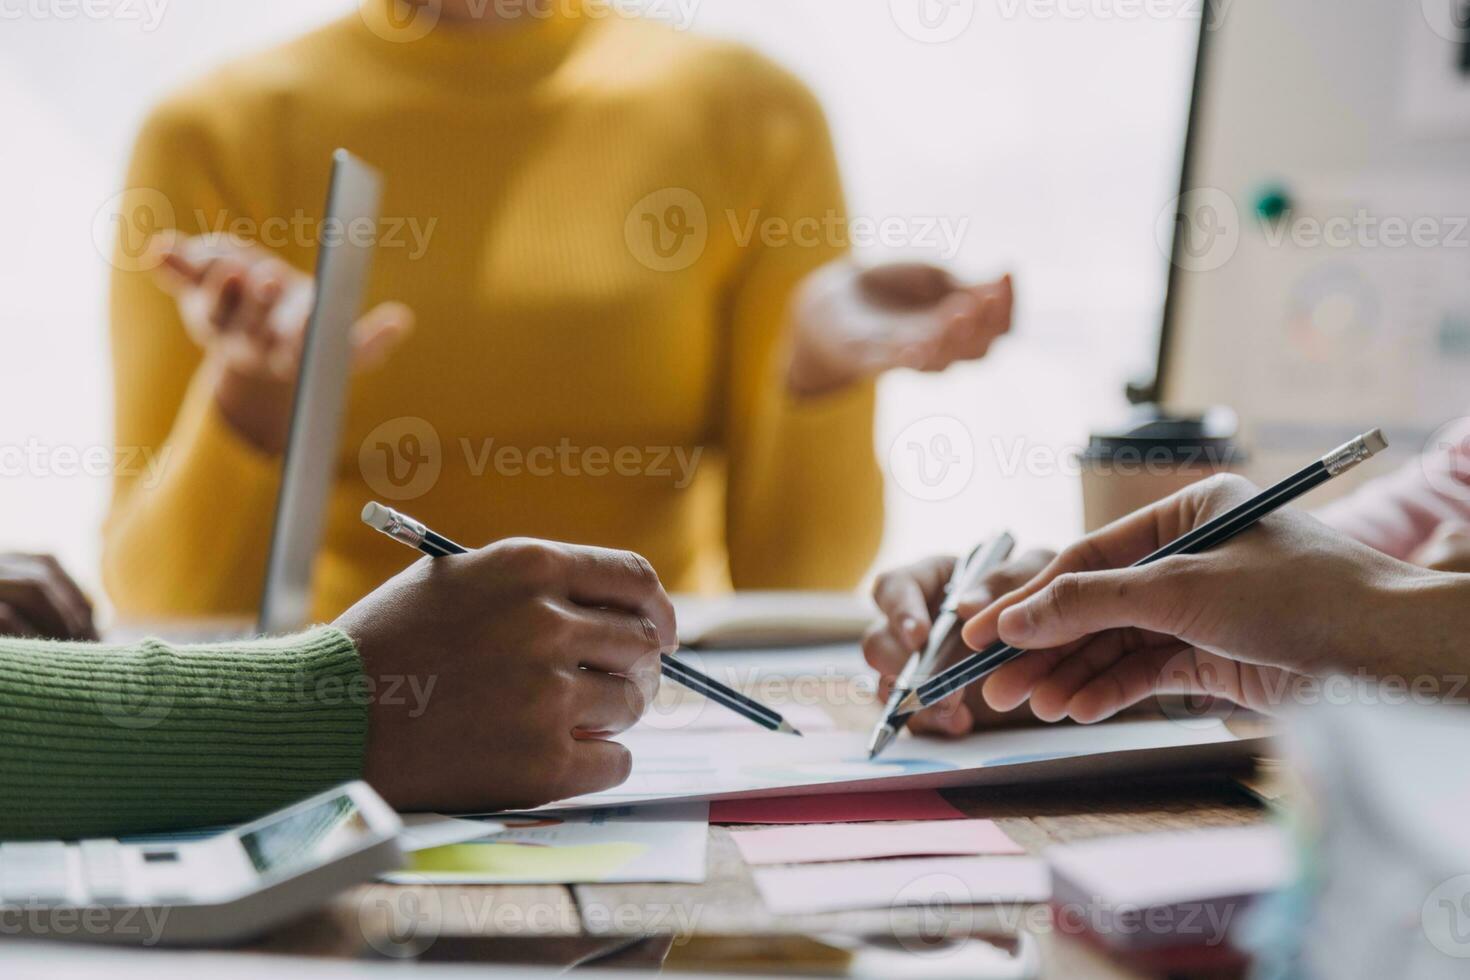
top-left (0, 0), bottom-right (1200, 598)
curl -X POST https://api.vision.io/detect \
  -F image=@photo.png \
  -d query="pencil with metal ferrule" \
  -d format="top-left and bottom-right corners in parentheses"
top-left (659, 653), bottom-right (801, 736)
top-left (362, 501), bottom-right (466, 557)
top-left (867, 531), bottom-right (1016, 759)
top-left (895, 429), bottom-right (1389, 716)
top-left (361, 501), bottom-right (804, 736)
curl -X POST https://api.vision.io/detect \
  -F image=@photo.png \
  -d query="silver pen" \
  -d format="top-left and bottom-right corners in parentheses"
top-left (867, 531), bottom-right (1016, 759)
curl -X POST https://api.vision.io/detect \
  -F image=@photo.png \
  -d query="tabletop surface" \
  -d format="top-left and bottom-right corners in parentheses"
top-left (245, 678), bottom-right (1272, 979)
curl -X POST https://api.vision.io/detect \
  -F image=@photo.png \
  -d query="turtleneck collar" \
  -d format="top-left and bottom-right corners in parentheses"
top-left (353, 0), bottom-right (592, 90)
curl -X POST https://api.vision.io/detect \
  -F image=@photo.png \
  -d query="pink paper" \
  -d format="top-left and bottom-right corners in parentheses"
top-left (710, 790), bottom-right (965, 825)
top-left (732, 819), bottom-right (1024, 866)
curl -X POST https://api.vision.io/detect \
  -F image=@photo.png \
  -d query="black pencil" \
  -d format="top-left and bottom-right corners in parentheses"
top-left (895, 429), bottom-right (1389, 715)
top-left (361, 502), bottom-right (803, 736)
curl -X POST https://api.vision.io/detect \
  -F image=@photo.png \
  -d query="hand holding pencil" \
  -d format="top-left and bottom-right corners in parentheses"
top-left (334, 529), bottom-right (671, 813)
top-left (363, 503), bottom-right (804, 737)
top-left (887, 435), bottom-right (1411, 729)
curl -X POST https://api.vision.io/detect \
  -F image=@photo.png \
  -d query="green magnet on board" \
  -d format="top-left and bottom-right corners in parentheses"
top-left (1254, 183), bottom-right (1292, 223)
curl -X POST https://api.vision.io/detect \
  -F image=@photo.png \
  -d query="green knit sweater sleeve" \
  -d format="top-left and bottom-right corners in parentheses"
top-left (0, 626), bottom-right (368, 840)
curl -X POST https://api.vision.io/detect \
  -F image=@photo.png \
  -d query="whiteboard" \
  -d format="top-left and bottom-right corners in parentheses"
top-left (1158, 0), bottom-right (1470, 495)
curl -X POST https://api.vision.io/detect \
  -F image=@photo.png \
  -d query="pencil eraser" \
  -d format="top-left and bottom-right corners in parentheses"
top-left (361, 501), bottom-right (390, 530)
top-left (1362, 428), bottom-right (1388, 455)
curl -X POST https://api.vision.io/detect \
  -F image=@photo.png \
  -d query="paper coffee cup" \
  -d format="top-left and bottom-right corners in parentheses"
top-left (1079, 409), bottom-right (1244, 532)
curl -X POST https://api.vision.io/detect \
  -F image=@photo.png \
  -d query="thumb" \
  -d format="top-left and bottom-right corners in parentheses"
top-left (995, 564), bottom-right (1184, 650)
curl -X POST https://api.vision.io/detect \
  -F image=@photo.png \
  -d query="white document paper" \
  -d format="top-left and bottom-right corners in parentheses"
top-left (397, 813), bottom-right (505, 852)
top-left (753, 857), bottom-right (1051, 915)
top-left (548, 719), bottom-right (1253, 811)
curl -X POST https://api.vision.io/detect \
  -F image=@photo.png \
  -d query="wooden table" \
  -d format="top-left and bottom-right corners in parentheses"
top-left (250, 681), bottom-right (1271, 979)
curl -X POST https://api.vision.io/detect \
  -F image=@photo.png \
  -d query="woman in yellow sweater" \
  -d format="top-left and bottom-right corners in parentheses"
top-left (105, 0), bottom-right (1014, 621)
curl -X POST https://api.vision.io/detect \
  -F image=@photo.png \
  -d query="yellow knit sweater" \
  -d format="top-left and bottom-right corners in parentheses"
top-left (104, 3), bottom-right (883, 621)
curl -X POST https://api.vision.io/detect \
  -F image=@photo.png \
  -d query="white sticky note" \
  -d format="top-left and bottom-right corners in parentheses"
top-left (752, 857), bottom-right (1050, 915)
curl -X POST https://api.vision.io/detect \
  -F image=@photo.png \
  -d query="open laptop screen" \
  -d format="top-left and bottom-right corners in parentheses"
top-left (257, 151), bottom-right (383, 635)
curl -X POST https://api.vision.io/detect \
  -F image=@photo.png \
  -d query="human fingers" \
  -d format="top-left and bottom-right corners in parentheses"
top-left (1022, 629), bottom-right (1146, 721)
top-left (0, 574), bottom-right (83, 640)
top-left (228, 261), bottom-right (287, 348)
top-left (150, 235), bottom-right (208, 294)
top-left (954, 549), bottom-right (1055, 620)
top-left (907, 693), bottom-right (975, 737)
top-left (872, 555), bottom-right (955, 651)
top-left (0, 602), bottom-right (39, 639)
top-left (559, 739), bottom-right (635, 799)
top-left (1411, 523), bottom-right (1470, 574)
top-left (981, 644), bottom-right (1080, 713)
top-left (931, 275), bottom-right (1013, 366)
top-left (556, 545), bottom-right (677, 652)
top-left (857, 262), bottom-right (958, 308)
top-left (351, 302), bottom-right (415, 371)
top-left (202, 257), bottom-right (247, 332)
top-left (1061, 641), bottom-right (1217, 723)
top-left (994, 563), bottom-right (1198, 652)
top-left (960, 508), bottom-right (1194, 653)
top-left (22, 555), bottom-right (97, 641)
top-left (571, 670), bottom-right (648, 738)
top-left (568, 605), bottom-right (665, 688)
top-left (862, 621), bottom-right (914, 682)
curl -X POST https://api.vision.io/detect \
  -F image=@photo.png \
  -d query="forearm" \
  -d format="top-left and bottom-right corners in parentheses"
top-left (103, 366), bottom-right (283, 616)
top-left (0, 627), bottom-right (366, 840)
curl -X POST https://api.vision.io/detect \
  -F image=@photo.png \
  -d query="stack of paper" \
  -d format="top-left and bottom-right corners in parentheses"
top-left (1046, 825), bottom-right (1288, 952)
top-left (551, 718), bottom-right (1255, 810)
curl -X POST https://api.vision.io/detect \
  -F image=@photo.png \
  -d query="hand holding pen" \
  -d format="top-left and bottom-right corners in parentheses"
top-left (866, 533), bottom-right (1016, 758)
top-left (863, 537), bottom-right (1055, 755)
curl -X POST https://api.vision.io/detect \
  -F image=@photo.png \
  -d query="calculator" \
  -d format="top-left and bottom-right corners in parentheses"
top-left (0, 781), bottom-right (403, 946)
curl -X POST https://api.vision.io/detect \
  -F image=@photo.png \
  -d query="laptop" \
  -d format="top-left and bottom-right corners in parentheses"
top-left (111, 150), bottom-right (383, 642)
top-left (257, 150), bottom-right (383, 634)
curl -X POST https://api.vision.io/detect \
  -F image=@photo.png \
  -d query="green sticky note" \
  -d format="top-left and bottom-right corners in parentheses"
top-left (406, 841), bottom-right (648, 883)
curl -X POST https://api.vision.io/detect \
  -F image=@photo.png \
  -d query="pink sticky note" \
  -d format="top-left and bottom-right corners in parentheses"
top-left (710, 790), bottom-right (965, 825)
top-left (732, 819), bottom-right (1024, 865)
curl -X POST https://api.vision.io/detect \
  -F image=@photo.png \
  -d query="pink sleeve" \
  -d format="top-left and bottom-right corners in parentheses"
top-left (1315, 419), bottom-right (1470, 560)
